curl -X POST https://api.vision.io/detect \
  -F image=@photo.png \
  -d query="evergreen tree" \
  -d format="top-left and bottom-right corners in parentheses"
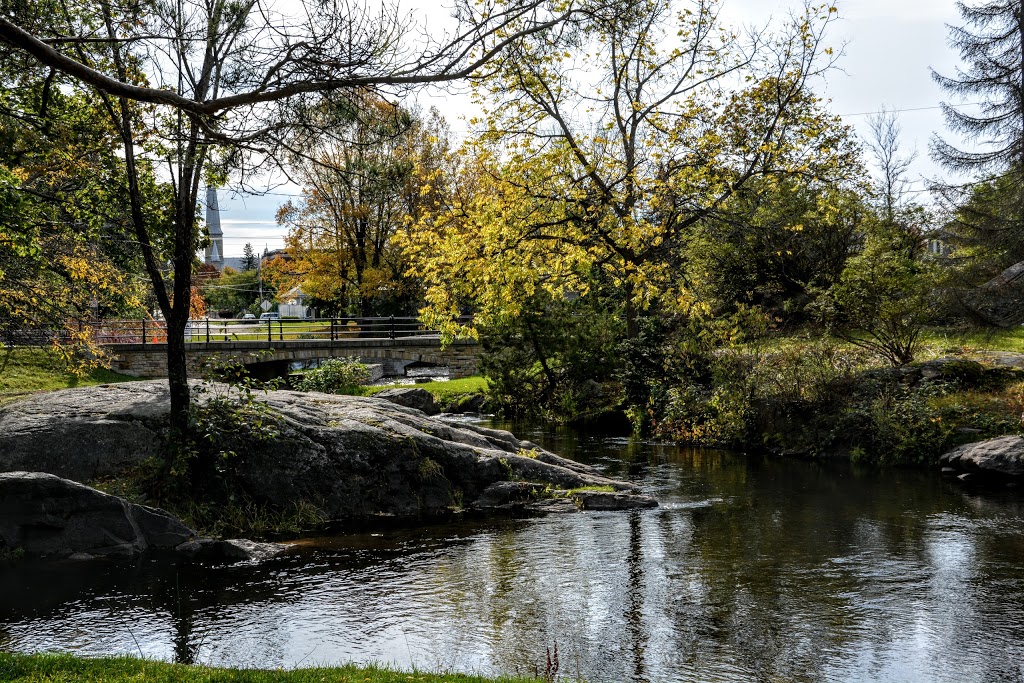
top-left (931, 0), bottom-right (1024, 174)
top-left (241, 243), bottom-right (257, 271)
top-left (931, 0), bottom-right (1024, 310)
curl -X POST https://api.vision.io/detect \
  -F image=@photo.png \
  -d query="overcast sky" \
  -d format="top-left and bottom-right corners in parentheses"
top-left (213, 0), bottom-right (965, 257)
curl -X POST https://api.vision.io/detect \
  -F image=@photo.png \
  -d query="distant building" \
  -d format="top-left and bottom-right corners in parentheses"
top-left (203, 186), bottom-right (224, 270)
top-left (261, 248), bottom-right (290, 264)
top-left (195, 262), bottom-right (221, 283)
top-left (202, 186), bottom-right (246, 272)
top-left (279, 285), bottom-right (314, 318)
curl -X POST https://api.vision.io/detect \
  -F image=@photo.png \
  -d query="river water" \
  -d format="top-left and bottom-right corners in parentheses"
top-left (3, 420), bottom-right (1024, 682)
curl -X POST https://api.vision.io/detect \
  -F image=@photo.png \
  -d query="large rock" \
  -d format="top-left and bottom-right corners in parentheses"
top-left (373, 387), bottom-right (439, 415)
top-left (940, 435), bottom-right (1024, 479)
top-left (0, 381), bottom-right (655, 521)
top-left (0, 383), bottom-right (165, 481)
top-left (472, 481), bottom-right (658, 513)
top-left (0, 471), bottom-right (194, 558)
top-left (575, 490), bottom-right (660, 510)
top-left (174, 538), bottom-right (286, 563)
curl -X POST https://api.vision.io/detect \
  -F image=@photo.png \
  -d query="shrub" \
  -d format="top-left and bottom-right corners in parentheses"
top-left (296, 357), bottom-right (370, 395)
top-left (657, 382), bottom-right (750, 445)
top-left (814, 226), bottom-right (937, 366)
top-left (479, 290), bottom-right (624, 421)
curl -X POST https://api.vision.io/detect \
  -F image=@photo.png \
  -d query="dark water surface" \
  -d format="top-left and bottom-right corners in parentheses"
top-left (4, 420), bottom-right (1024, 682)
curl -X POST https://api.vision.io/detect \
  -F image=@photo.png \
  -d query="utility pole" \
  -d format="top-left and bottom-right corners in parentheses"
top-left (258, 245), bottom-right (266, 305)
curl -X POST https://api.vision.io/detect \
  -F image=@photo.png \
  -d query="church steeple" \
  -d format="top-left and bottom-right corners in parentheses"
top-left (204, 186), bottom-right (224, 269)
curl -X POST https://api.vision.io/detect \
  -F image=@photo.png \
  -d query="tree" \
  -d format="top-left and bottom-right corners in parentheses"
top-left (930, 1), bottom-right (1024, 283)
top-left (202, 268), bottom-right (266, 316)
top-left (275, 99), bottom-right (451, 316)
top-left (683, 177), bottom-right (868, 319)
top-left (931, 0), bottom-right (1024, 175)
top-left (407, 0), bottom-right (854, 340)
top-left (0, 0), bottom-right (579, 454)
top-left (866, 108), bottom-right (918, 225)
top-left (241, 243), bottom-right (257, 272)
top-left (0, 23), bottom-right (153, 370)
top-left (815, 222), bottom-right (936, 366)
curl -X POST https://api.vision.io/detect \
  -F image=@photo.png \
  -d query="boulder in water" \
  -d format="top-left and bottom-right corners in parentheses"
top-left (0, 471), bottom-right (194, 558)
top-left (940, 435), bottom-right (1024, 480)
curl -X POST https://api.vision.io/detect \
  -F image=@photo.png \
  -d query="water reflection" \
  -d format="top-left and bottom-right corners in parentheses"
top-left (3, 422), bottom-right (1024, 682)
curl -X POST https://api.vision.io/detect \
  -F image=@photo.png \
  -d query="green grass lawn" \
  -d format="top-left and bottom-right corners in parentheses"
top-left (365, 376), bottom-right (489, 401)
top-left (0, 653), bottom-right (540, 683)
top-left (0, 348), bottom-right (139, 402)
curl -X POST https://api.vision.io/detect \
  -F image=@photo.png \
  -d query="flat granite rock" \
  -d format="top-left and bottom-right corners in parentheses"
top-left (0, 381), bottom-right (656, 521)
top-left (940, 435), bottom-right (1024, 479)
top-left (0, 471), bottom-right (194, 558)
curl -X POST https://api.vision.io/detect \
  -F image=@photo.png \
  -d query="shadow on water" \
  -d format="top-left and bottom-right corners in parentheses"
top-left (4, 418), bottom-right (1024, 682)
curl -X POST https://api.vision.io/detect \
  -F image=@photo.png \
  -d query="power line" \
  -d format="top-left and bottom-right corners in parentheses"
top-left (836, 102), bottom-right (984, 118)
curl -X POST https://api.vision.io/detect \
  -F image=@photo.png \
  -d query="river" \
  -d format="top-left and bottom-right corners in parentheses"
top-left (3, 419), bottom-right (1024, 682)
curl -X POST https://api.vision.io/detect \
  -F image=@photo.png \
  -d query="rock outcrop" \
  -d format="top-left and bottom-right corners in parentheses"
top-left (0, 381), bottom-right (654, 521)
top-left (0, 384), bottom-right (165, 482)
top-left (0, 471), bottom-right (193, 558)
top-left (0, 471), bottom-right (291, 562)
top-left (940, 435), bottom-right (1024, 480)
top-left (373, 387), bottom-right (440, 415)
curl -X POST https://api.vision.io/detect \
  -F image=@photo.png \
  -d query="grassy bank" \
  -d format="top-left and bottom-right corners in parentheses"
top-left (0, 348), bottom-right (138, 403)
top-left (366, 376), bottom-right (488, 400)
top-left (366, 376), bottom-right (490, 412)
top-left (0, 347), bottom-right (488, 407)
top-left (0, 653), bottom-right (541, 683)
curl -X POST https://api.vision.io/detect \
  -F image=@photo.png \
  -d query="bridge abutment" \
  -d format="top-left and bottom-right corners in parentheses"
top-left (107, 338), bottom-right (480, 381)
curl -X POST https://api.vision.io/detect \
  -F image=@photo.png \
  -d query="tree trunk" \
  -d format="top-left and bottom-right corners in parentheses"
top-left (623, 285), bottom-right (639, 339)
top-left (165, 309), bottom-right (191, 449)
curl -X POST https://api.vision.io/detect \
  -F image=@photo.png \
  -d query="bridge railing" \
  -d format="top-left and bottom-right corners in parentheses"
top-left (69, 316), bottom-right (472, 345)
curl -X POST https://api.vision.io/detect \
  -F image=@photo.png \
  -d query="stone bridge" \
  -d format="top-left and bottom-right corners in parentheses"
top-left (107, 337), bottom-right (480, 381)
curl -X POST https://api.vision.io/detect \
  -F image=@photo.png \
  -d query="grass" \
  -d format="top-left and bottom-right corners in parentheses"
top-left (365, 376), bottom-right (489, 401)
top-left (191, 320), bottom-right (332, 343)
top-left (0, 348), bottom-right (139, 403)
top-left (740, 326), bottom-right (1024, 362)
top-left (917, 326), bottom-right (1024, 356)
top-left (565, 485), bottom-right (615, 494)
top-left (0, 653), bottom-right (541, 683)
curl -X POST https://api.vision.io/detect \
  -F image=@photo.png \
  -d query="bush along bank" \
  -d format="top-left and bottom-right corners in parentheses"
top-left (287, 357), bottom-right (492, 414)
top-left (649, 343), bottom-right (1024, 466)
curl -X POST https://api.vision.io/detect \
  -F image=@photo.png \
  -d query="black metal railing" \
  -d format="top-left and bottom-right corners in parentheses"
top-left (45, 316), bottom-right (475, 345)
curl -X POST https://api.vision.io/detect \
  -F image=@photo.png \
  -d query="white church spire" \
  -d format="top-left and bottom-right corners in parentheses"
top-left (204, 186), bottom-right (225, 269)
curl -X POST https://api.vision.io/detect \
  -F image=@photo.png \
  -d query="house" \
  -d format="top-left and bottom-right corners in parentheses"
top-left (279, 285), bottom-right (314, 318)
